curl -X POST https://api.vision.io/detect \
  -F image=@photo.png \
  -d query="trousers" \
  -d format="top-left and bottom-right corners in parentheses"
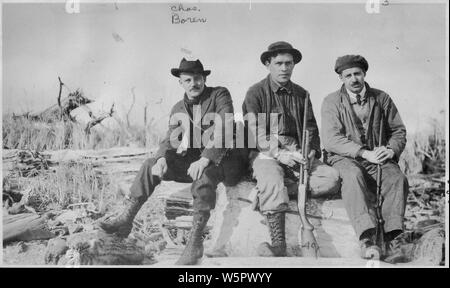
top-left (328, 156), bottom-right (409, 238)
top-left (251, 153), bottom-right (341, 214)
top-left (129, 149), bottom-right (246, 213)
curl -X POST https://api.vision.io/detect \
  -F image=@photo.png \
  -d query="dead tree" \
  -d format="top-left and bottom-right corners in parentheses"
top-left (144, 101), bottom-right (148, 127)
top-left (126, 87), bottom-right (136, 128)
top-left (13, 78), bottom-right (93, 122)
top-left (85, 104), bottom-right (115, 135)
top-left (58, 76), bottom-right (64, 120)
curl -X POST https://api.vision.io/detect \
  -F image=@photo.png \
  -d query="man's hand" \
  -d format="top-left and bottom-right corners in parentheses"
top-left (362, 147), bottom-right (394, 164)
top-left (361, 150), bottom-right (381, 164)
top-left (276, 150), bottom-right (306, 167)
top-left (374, 146), bottom-right (395, 163)
top-left (187, 157), bottom-right (210, 180)
top-left (151, 157), bottom-right (168, 177)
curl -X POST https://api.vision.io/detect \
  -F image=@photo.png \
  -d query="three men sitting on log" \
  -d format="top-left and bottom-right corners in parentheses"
top-left (100, 42), bottom-right (409, 264)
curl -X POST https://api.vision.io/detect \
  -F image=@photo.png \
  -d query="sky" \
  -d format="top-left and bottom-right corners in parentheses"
top-left (2, 1), bottom-right (448, 134)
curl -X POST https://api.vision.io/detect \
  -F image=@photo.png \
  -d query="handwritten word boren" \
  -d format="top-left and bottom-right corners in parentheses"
top-left (170, 3), bottom-right (207, 24)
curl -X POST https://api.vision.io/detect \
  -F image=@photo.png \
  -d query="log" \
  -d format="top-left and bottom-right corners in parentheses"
top-left (3, 213), bottom-right (55, 244)
top-left (53, 230), bottom-right (150, 265)
top-left (412, 227), bottom-right (445, 265)
top-left (384, 226), bottom-right (445, 266)
top-left (204, 181), bottom-right (360, 258)
top-left (154, 180), bottom-right (360, 259)
top-left (156, 181), bottom-right (193, 220)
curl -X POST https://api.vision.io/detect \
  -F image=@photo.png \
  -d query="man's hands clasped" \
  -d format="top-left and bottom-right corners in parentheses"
top-left (361, 146), bottom-right (395, 164)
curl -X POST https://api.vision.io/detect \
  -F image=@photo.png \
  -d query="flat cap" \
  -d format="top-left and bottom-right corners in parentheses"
top-left (334, 55), bottom-right (369, 74)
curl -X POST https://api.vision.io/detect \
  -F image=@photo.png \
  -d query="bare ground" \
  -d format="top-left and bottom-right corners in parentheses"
top-left (2, 148), bottom-right (446, 266)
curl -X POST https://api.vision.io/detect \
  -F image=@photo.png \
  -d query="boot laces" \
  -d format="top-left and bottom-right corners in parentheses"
top-left (267, 212), bottom-right (285, 246)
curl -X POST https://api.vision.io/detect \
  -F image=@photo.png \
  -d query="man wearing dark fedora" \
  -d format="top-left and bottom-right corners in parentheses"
top-left (321, 55), bottom-right (409, 259)
top-left (242, 41), bottom-right (340, 257)
top-left (99, 58), bottom-right (246, 265)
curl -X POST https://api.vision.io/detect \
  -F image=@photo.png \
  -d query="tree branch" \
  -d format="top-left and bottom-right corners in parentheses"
top-left (58, 77), bottom-right (64, 120)
top-left (126, 87), bottom-right (136, 128)
top-left (85, 103), bottom-right (115, 134)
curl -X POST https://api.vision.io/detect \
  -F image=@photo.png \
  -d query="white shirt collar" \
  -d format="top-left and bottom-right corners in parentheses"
top-left (346, 85), bottom-right (367, 104)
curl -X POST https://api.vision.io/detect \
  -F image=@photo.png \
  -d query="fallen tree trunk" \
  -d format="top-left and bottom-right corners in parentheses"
top-left (3, 213), bottom-right (55, 244)
top-left (45, 230), bottom-right (150, 265)
top-left (14, 89), bottom-right (93, 123)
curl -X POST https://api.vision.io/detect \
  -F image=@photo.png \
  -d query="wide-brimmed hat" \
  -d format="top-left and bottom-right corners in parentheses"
top-left (260, 41), bottom-right (302, 65)
top-left (334, 55), bottom-right (369, 74)
top-left (171, 58), bottom-right (211, 77)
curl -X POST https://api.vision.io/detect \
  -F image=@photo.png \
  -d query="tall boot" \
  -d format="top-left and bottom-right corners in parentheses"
top-left (175, 211), bottom-right (210, 265)
top-left (257, 212), bottom-right (287, 257)
top-left (99, 196), bottom-right (146, 238)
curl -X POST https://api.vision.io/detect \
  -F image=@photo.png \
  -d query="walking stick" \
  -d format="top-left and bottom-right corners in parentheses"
top-left (374, 113), bottom-right (386, 258)
top-left (297, 94), bottom-right (319, 258)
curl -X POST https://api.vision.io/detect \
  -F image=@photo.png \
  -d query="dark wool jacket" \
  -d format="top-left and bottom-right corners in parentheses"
top-left (321, 83), bottom-right (407, 163)
top-left (242, 75), bottom-right (321, 159)
top-left (155, 86), bottom-right (234, 165)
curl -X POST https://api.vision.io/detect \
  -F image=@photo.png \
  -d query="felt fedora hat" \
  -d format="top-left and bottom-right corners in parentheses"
top-left (260, 41), bottom-right (302, 65)
top-left (171, 58), bottom-right (211, 77)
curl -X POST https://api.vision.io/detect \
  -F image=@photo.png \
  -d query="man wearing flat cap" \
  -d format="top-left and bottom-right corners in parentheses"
top-left (242, 41), bottom-right (340, 257)
top-left (321, 55), bottom-right (409, 259)
top-left (100, 58), bottom-right (246, 265)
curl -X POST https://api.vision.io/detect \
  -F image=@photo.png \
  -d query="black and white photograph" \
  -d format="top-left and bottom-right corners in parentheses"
top-left (1, 0), bottom-right (448, 270)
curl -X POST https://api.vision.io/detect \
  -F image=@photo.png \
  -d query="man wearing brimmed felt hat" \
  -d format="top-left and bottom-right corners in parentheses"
top-left (170, 58), bottom-right (211, 78)
top-left (321, 54), bottom-right (409, 260)
top-left (242, 41), bottom-right (340, 257)
top-left (99, 58), bottom-right (246, 265)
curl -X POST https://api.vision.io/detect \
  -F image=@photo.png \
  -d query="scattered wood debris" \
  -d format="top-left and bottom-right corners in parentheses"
top-left (3, 213), bottom-right (55, 244)
top-left (11, 150), bottom-right (51, 177)
top-left (1, 147), bottom-right (446, 266)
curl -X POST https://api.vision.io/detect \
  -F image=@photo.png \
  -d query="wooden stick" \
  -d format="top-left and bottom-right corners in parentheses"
top-left (58, 76), bottom-right (64, 120)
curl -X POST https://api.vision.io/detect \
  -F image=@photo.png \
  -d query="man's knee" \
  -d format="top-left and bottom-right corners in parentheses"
top-left (252, 159), bottom-right (284, 193)
top-left (310, 160), bottom-right (341, 197)
top-left (253, 158), bottom-right (284, 181)
top-left (338, 162), bottom-right (365, 183)
top-left (310, 165), bottom-right (341, 197)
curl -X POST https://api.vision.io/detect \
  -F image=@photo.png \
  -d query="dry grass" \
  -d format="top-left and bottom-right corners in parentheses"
top-left (399, 118), bottom-right (446, 175)
top-left (11, 162), bottom-right (118, 214)
top-left (2, 113), bottom-right (164, 218)
top-left (2, 113), bottom-right (444, 218)
top-left (2, 115), bottom-right (163, 151)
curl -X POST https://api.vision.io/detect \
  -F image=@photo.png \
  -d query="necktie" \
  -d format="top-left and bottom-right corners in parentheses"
top-left (356, 94), bottom-right (362, 105)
